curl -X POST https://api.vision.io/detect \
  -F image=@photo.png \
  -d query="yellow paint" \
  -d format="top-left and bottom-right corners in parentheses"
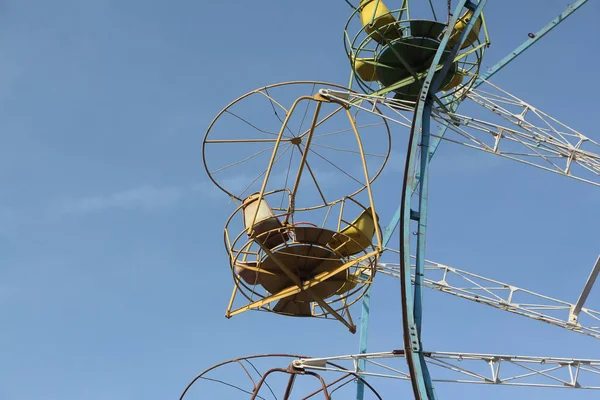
top-left (353, 57), bottom-right (378, 82)
top-left (241, 193), bottom-right (287, 248)
top-left (336, 271), bottom-right (361, 295)
top-left (234, 261), bottom-right (259, 285)
top-left (449, 10), bottom-right (482, 49)
top-left (329, 207), bottom-right (378, 256)
top-left (242, 193), bottom-right (277, 232)
top-left (442, 70), bottom-right (464, 91)
top-left (360, 0), bottom-right (401, 44)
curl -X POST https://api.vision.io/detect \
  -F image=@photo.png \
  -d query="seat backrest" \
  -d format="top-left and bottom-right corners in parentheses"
top-left (329, 207), bottom-right (379, 256)
top-left (241, 193), bottom-right (288, 249)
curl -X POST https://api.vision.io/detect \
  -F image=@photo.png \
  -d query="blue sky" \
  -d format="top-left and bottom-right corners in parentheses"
top-left (0, 0), bottom-right (598, 399)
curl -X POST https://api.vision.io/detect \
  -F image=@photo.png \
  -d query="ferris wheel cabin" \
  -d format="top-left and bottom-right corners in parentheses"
top-left (347, 0), bottom-right (487, 100)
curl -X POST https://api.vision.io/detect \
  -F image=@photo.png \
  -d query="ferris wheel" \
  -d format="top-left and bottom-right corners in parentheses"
top-left (185, 0), bottom-right (599, 398)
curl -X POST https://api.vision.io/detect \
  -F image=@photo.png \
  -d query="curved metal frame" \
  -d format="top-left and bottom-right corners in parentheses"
top-left (225, 228), bottom-right (380, 333)
top-left (399, 1), bottom-right (487, 398)
top-left (355, 1), bottom-right (593, 398)
top-left (342, 3), bottom-right (489, 100)
top-left (219, 93), bottom-right (385, 333)
top-left (179, 353), bottom-right (383, 400)
top-left (224, 193), bottom-right (380, 317)
top-left (202, 81), bottom-right (392, 210)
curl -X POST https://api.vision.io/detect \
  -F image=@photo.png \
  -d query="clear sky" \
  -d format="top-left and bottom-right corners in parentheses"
top-left (0, 0), bottom-right (598, 399)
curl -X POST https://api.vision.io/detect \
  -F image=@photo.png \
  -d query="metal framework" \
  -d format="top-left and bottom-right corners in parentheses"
top-left (197, 1), bottom-right (596, 398)
top-left (295, 351), bottom-right (600, 390)
top-left (434, 81), bottom-right (600, 186)
top-left (202, 81), bottom-right (392, 209)
top-left (390, 1), bottom-right (490, 397)
top-left (318, 80), bottom-right (600, 187)
top-left (316, 6), bottom-right (596, 395)
top-left (337, 1), bottom-right (594, 398)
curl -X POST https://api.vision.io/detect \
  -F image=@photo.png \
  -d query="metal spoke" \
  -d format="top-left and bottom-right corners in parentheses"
top-left (296, 144), bottom-right (328, 206)
top-left (312, 122), bottom-right (387, 138)
top-left (210, 145), bottom-right (277, 174)
top-left (224, 110), bottom-right (282, 137)
top-left (308, 147), bottom-right (364, 186)
top-left (262, 88), bottom-right (297, 137)
top-left (296, 83), bottom-right (317, 137)
top-left (238, 143), bottom-right (293, 198)
top-left (310, 142), bottom-right (387, 158)
top-left (298, 105), bottom-right (345, 139)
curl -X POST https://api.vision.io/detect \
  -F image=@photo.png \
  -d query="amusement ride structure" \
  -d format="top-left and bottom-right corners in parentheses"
top-left (184, 0), bottom-right (598, 398)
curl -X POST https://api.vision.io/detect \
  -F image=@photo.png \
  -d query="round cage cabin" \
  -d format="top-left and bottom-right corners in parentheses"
top-left (345, 0), bottom-right (488, 100)
top-left (203, 82), bottom-right (391, 333)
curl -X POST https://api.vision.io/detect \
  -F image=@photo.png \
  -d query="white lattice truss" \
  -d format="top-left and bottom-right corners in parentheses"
top-left (294, 351), bottom-right (600, 389)
top-left (319, 77), bottom-right (600, 186)
top-left (375, 250), bottom-right (600, 340)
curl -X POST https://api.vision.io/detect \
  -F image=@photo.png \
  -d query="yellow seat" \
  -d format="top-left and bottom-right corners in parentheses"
top-left (257, 243), bottom-right (346, 316)
top-left (448, 10), bottom-right (482, 49)
top-left (234, 260), bottom-right (259, 285)
top-left (335, 271), bottom-right (361, 295)
top-left (442, 70), bottom-right (464, 91)
top-left (335, 265), bottom-right (373, 295)
top-left (242, 193), bottom-right (288, 249)
top-left (360, 0), bottom-right (401, 44)
top-left (352, 56), bottom-right (379, 82)
top-left (329, 207), bottom-right (378, 257)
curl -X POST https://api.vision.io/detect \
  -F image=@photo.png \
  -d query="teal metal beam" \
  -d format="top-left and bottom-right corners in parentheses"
top-left (401, 3), bottom-right (487, 397)
top-left (356, 211), bottom-right (400, 400)
top-left (475, 0), bottom-right (590, 85)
